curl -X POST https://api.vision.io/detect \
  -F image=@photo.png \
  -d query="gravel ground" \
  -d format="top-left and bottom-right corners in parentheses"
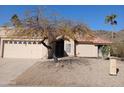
top-left (12, 57), bottom-right (124, 87)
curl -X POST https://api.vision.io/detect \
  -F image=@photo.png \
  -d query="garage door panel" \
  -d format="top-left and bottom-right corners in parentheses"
top-left (3, 41), bottom-right (47, 59)
top-left (76, 44), bottom-right (98, 57)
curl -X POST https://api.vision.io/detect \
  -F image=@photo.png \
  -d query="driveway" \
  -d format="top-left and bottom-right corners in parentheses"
top-left (0, 58), bottom-right (39, 86)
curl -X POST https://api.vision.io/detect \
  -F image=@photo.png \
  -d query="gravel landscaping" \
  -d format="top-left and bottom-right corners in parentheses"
top-left (11, 57), bottom-right (124, 87)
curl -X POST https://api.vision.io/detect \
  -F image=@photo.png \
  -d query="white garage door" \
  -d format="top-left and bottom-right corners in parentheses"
top-left (76, 44), bottom-right (98, 57)
top-left (3, 40), bottom-right (47, 59)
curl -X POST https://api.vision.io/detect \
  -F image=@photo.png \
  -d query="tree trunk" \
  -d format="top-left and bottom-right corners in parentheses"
top-left (47, 30), bottom-right (58, 62)
top-left (48, 41), bottom-right (58, 62)
top-left (48, 42), bottom-right (55, 59)
top-left (40, 37), bottom-right (58, 62)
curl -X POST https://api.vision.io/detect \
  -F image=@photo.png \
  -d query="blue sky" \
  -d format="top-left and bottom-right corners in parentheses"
top-left (0, 5), bottom-right (124, 31)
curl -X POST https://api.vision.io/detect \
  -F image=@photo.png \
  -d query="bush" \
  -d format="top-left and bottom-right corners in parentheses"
top-left (111, 43), bottom-right (124, 57)
top-left (101, 45), bottom-right (110, 58)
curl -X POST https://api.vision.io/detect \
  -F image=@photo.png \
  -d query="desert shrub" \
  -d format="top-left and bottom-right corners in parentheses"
top-left (101, 45), bottom-right (110, 58)
top-left (111, 43), bottom-right (124, 57)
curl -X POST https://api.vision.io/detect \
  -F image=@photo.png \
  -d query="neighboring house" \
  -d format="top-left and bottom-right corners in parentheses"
top-left (0, 27), bottom-right (112, 59)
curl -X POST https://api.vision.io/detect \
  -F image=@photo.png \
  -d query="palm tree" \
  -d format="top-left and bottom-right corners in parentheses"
top-left (105, 14), bottom-right (117, 40)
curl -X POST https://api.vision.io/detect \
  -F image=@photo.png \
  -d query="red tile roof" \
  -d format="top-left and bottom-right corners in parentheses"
top-left (76, 34), bottom-right (112, 45)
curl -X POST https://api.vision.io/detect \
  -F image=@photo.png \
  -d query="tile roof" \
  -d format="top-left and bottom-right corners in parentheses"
top-left (76, 34), bottom-right (112, 45)
top-left (0, 27), bottom-right (112, 45)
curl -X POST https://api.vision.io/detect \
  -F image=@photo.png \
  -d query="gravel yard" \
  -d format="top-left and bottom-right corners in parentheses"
top-left (12, 57), bottom-right (124, 87)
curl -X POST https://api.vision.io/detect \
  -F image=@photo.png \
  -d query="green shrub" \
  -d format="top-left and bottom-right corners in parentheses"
top-left (101, 45), bottom-right (110, 58)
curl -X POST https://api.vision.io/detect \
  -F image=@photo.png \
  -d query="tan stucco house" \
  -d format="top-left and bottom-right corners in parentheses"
top-left (0, 27), bottom-right (112, 59)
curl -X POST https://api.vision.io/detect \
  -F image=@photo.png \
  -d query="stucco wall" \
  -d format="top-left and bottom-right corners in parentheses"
top-left (64, 39), bottom-right (75, 57)
top-left (76, 44), bottom-right (98, 57)
top-left (0, 37), bottom-right (105, 59)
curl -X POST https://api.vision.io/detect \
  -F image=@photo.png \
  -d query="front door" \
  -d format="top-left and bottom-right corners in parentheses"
top-left (55, 39), bottom-right (64, 58)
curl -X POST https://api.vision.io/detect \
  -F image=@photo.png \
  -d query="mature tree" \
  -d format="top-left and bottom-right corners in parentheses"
top-left (6, 7), bottom-right (93, 62)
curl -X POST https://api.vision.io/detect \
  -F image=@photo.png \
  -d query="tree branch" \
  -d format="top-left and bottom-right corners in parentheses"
top-left (39, 37), bottom-right (52, 49)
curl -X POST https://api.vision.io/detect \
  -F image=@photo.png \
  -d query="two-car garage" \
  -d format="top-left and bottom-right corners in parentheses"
top-left (1, 39), bottom-right (48, 59)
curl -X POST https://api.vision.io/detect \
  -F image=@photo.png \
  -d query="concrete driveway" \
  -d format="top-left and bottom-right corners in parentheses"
top-left (0, 58), bottom-right (39, 86)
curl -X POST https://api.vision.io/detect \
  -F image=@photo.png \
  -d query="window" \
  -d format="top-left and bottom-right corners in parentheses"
top-left (4, 40), bottom-right (8, 44)
top-left (28, 41), bottom-right (32, 44)
top-left (9, 41), bottom-right (13, 44)
top-left (23, 41), bottom-right (27, 44)
top-left (33, 41), bottom-right (36, 44)
top-left (14, 41), bottom-right (17, 44)
top-left (38, 41), bottom-right (41, 44)
top-left (66, 44), bottom-right (71, 53)
top-left (18, 41), bottom-right (22, 44)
